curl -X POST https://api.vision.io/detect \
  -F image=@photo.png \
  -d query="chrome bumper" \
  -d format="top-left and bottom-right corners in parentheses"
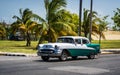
top-left (37, 51), bottom-right (61, 57)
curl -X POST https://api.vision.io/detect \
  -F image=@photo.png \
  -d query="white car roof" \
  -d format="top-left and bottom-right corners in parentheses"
top-left (58, 36), bottom-right (88, 39)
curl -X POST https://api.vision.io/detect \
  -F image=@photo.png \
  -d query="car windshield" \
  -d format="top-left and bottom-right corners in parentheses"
top-left (57, 38), bottom-right (74, 43)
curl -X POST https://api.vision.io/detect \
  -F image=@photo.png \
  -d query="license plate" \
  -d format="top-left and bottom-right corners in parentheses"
top-left (43, 54), bottom-right (49, 56)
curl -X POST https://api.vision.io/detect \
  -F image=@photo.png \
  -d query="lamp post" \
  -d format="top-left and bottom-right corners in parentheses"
top-left (78, 0), bottom-right (82, 36)
top-left (89, 0), bottom-right (93, 43)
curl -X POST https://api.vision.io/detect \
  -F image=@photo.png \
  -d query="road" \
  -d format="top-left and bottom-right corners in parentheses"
top-left (0, 54), bottom-right (120, 75)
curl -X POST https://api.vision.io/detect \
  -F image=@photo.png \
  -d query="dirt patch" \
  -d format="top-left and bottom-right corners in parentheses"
top-left (92, 31), bottom-right (120, 40)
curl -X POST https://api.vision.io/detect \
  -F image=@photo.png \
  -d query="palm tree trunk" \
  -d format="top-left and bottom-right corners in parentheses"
top-left (26, 32), bottom-right (31, 46)
top-left (84, 31), bottom-right (88, 37)
top-left (2, 35), bottom-right (4, 40)
top-left (36, 35), bottom-right (44, 49)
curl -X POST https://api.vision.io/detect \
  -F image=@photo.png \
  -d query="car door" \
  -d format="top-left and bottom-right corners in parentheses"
top-left (69, 38), bottom-right (86, 56)
top-left (80, 38), bottom-right (92, 55)
top-left (68, 38), bottom-right (90, 56)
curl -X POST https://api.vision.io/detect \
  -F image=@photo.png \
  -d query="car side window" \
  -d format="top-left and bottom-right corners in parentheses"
top-left (82, 39), bottom-right (89, 44)
top-left (75, 39), bottom-right (81, 44)
top-left (65, 38), bottom-right (74, 43)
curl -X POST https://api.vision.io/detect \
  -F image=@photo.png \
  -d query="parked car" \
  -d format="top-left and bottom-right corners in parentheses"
top-left (37, 36), bottom-right (100, 61)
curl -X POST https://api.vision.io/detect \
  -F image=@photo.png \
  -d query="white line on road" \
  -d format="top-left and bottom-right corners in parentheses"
top-left (48, 66), bottom-right (110, 74)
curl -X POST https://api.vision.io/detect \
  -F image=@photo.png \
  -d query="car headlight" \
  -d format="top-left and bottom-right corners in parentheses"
top-left (38, 45), bottom-right (41, 50)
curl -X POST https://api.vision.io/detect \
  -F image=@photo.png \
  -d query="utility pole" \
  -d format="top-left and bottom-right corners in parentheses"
top-left (89, 0), bottom-right (93, 42)
top-left (78, 0), bottom-right (82, 36)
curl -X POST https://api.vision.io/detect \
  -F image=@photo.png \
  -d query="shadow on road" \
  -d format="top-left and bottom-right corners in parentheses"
top-left (33, 57), bottom-right (90, 63)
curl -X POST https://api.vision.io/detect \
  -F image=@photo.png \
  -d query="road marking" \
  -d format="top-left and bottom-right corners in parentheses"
top-left (48, 66), bottom-right (110, 74)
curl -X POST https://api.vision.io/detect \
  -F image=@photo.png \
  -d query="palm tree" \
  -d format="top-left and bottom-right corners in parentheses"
top-left (98, 16), bottom-right (109, 31)
top-left (98, 16), bottom-right (109, 43)
top-left (37, 0), bottom-right (77, 44)
top-left (55, 9), bottom-right (78, 34)
top-left (12, 8), bottom-right (43, 46)
top-left (10, 21), bottom-right (21, 38)
top-left (82, 9), bottom-right (105, 39)
top-left (44, 0), bottom-right (67, 42)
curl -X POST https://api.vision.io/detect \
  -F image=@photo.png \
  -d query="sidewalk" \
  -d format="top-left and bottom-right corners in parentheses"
top-left (0, 49), bottom-right (120, 57)
top-left (101, 49), bottom-right (120, 54)
top-left (0, 52), bottom-right (37, 57)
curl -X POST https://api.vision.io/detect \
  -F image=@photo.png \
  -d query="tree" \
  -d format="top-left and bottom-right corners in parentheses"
top-left (56, 9), bottom-right (79, 34)
top-left (98, 16), bottom-right (109, 43)
top-left (112, 8), bottom-right (120, 31)
top-left (12, 8), bottom-right (42, 46)
top-left (82, 9), bottom-right (105, 39)
top-left (37, 0), bottom-right (77, 44)
top-left (98, 16), bottom-right (109, 31)
top-left (10, 21), bottom-right (22, 40)
top-left (44, 0), bottom-right (67, 42)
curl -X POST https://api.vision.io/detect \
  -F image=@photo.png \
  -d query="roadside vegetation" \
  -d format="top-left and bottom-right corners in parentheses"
top-left (0, 41), bottom-right (37, 54)
top-left (0, 0), bottom-right (120, 54)
top-left (92, 40), bottom-right (120, 49)
top-left (0, 40), bottom-right (120, 54)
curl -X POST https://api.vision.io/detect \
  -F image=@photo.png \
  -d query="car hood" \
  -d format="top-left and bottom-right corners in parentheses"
top-left (39, 43), bottom-right (76, 49)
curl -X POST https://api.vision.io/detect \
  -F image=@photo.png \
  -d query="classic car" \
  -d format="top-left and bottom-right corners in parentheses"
top-left (37, 36), bottom-right (100, 61)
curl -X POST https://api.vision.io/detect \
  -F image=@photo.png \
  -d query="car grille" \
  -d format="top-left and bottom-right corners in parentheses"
top-left (41, 49), bottom-right (55, 54)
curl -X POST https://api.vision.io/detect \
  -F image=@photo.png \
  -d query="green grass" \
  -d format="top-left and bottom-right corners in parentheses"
top-left (0, 40), bottom-right (120, 54)
top-left (92, 40), bottom-right (120, 49)
top-left (0, 40), bottom-right (38, 54)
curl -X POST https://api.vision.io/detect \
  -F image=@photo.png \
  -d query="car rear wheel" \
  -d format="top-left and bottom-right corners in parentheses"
top-left (95, 53), bottom-right (100, 59)
top-left (87, 54), bottom-right (95, 59)
top-left (41, 56), bottom-right (49, 61)
top-left (59, 51), bottom-right (68, 61)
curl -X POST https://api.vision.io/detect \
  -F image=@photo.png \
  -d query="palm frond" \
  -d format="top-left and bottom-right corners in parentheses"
top-left (44, 0), bottom-right (50, 12)
top-left (19, 24), bottom-right (26, 31)
top-left (12, 15), bottom-right (22, 22)
top-left (32, 14), bottom-right (46, 22)
top-left (49, 28), bottom-right (58, 42)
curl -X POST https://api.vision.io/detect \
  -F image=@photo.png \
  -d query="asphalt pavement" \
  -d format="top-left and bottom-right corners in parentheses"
top-left (0, 54), bottom-right (120, 75)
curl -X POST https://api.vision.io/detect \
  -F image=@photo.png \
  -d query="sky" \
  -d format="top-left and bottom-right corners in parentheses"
top-left (0, 0), bottom-right (120, 26)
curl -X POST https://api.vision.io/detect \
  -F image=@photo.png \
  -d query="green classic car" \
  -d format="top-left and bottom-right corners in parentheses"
top-left (37, 36), bottom-right (100, 61)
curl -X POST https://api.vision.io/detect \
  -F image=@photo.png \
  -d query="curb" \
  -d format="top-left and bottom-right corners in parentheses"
top-left (101, 51), bottom-right (114, 54)
top-left (101, 49), bottom-right (120, 54)
top-left (0, 49), bottom-right (120, 57)
top-left (0, 52), bottom-right (37, 57)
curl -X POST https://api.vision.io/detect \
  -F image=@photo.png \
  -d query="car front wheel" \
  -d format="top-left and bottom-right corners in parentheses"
top-left (59, 51), bottom-right (68, 61)
top-left (41, 56), bottom-right (49, 61)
